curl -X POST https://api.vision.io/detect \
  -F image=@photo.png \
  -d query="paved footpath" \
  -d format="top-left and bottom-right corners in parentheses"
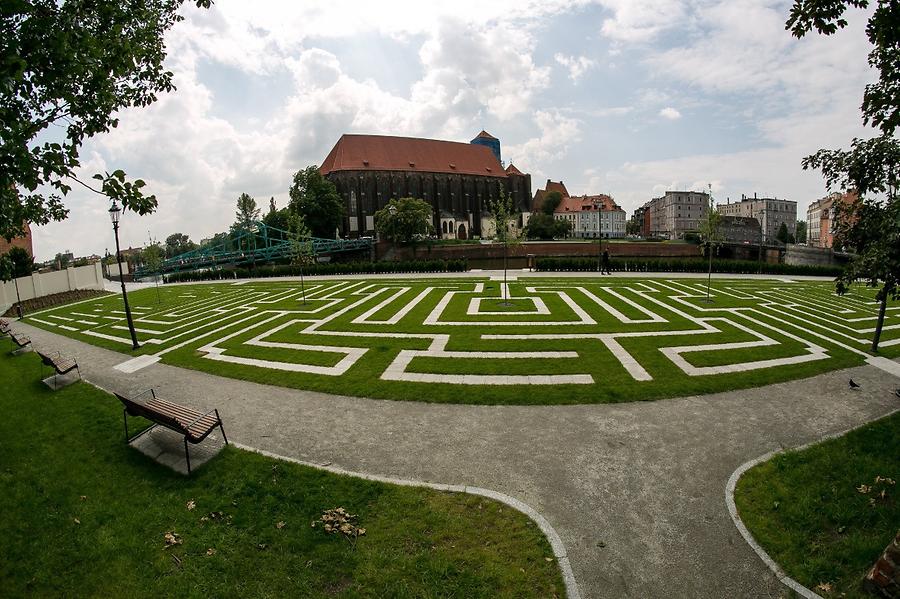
top-left (13, 320), bottom-right (900, 599)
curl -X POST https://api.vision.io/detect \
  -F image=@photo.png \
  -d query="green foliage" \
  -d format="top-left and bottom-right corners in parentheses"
top-left (262, 208), bottom-right (291, 239)
top-left (141, 243), bottom-right (164, 272)
top-left (164, 233), bottom-right (197, 258)
top-left (541, 191), bottom-right (563, 215)
top-left (489, 186), bottom-right (519, 246)
top-left (698, 198), bottom-right (723, 256)
top-left (0, 343), bottom-right (563, 597)
top-left (0, 0), bottom-right (211, 240)
top-left (289, 166), bottom-right (344, 239)
top-left (735, 412), bottom-right (900, 598)
top-left (776, 222), bottom-right (790, 244)
top-left (287, 213), bottom-right (314, 266)
top-left (54, 252), bottom-right (71, 269)
top-left (795, 220), bottom-right (808, 244)
top-left (0, 255), bottom-right (12, 283)
top-left (374, 197), bottom-right (434, 246)
top-left (163, 259), bottom-right (469, 282)
top-left (234, 193), bottom-right (260, 230)
top-left (535, 256), bottom-right (844, 276)
top-left (4, 247), bottom-right (33, 278)
top-left (524, 213), bottom-right (571, 240)
top-left (626, 218), bottom-right (642, 236)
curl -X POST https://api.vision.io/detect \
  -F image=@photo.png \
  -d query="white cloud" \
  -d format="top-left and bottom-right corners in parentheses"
top-left (598, 0), bottom-right (688, 42)
top-left (554, 53), bottom-right (597, 82)
top-left (658, 107), bottom-right (682, 120)
top-left (505, 110), bottom-right (582, 171)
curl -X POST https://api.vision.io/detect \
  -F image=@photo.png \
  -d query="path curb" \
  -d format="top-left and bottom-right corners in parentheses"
top-left (233, 443), bottom-right (582, 599)
top-left (725, 408), bottom-right (900, 599)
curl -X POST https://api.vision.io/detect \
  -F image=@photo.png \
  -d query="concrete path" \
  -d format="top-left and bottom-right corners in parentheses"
top-left (11, 319), bottom-right (900, 599)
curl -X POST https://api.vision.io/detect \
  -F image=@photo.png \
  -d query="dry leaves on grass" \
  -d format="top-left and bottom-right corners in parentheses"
top-left (164, 532), bottom-right (183, 549)
top-left (206, 548), bottom-right (216, 556)
top-left (186, 500), bottom-right (195, 511)
top-left (312, 507), bottom-right (366, 545)
top-left (815, 581), bottom-right (833, 593)
top-left (276, 521), bottom-right (286, 530)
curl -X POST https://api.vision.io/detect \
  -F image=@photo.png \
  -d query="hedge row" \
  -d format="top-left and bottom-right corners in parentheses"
top-left (535, 257), bottom-right (843, 277)
top-left (163, 259), bottom-right (469, 283)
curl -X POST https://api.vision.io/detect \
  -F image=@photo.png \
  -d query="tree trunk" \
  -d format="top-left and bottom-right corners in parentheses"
top-left (871, 286), bottom-right (890, 353)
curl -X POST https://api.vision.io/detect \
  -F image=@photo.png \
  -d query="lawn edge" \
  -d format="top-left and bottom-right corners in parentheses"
top-left (725, 407), bottom-right (900, 599)
top-left (232, 442), bottom-right (581, 599)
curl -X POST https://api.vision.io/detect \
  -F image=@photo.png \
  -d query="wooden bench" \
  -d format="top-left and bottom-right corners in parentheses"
top-left (37, 350), bottom-right (81, 388)
top-left (114, 390), bottom-right (228, 474)
top-left (0, 321), bottom-right (10, 336)
top-left (9, 331), bottom-right (31, 352)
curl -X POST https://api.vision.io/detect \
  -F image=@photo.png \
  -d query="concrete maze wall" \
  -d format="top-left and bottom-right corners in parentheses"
top-left (24, 277), bottom-right (900, 405)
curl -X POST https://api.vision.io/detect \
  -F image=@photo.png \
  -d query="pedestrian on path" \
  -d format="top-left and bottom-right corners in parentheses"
top-left (601, 249), bottom-right (611, 275)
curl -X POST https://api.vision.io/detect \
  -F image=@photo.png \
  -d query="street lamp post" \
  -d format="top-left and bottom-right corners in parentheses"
top-left (109, 200), bottom-right (140, 350)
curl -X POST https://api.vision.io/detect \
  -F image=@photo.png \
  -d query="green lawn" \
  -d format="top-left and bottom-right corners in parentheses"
top-left (735, 412), bottom-right (900, 597)
top-left (21, 276), bottom-right (900, 405)
top-left (0, 339), bottom-right (564, 598)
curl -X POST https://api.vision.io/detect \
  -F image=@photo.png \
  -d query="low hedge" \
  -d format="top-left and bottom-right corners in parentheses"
top-left (163, 258), bottom-right (469, 283)
top-left (535, 256), bottom-right (843, 277)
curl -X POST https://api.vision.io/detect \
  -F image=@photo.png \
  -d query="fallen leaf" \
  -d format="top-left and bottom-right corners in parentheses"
top-left (74, 518), bottom-right (80, 525)
top-left (163, 532), bottom-right (183, 549)
top-left (857, 484), bottom-right (871, 494)
top-left (186, 500), bottom-right (195, 511)
top-left (815, 582), bottom-right (833, 593)
top-left (276, 521), bottom-right (286, 529)
top-left (79, 495), bottom-right (87, 501)
top-left (545, 557), bottom-right (553, 562)
top-left (206, 548), bottom-right (216, 556)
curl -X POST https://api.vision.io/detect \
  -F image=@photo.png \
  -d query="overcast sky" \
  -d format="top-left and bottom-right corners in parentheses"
top-left (33, 0), bottom-right (877, 260)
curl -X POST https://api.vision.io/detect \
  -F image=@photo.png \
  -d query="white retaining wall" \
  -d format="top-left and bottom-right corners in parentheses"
top-left (0, 262), bottom-right (104, 312)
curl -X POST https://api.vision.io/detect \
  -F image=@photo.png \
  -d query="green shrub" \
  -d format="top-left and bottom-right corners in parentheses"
top-left (534, 256), bottom-right (843, 277)
top-left (163, 258), bottom-right (468, 283)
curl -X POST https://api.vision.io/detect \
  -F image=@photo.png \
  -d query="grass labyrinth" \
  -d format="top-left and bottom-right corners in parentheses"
top-left (26, 277), bottom-right (900, 404)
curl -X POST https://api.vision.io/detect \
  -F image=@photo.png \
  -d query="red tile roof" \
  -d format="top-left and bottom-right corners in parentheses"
top-left (555, 195), bottom-right (624, 213)
top-left (545, 180), bottom-right (569, 197)
top-left (319, 134), bottom-right (506, 177)
top-left (505, 163), bottom-right (524, 175)
top-left (474, 130), bottom-right (498, 140)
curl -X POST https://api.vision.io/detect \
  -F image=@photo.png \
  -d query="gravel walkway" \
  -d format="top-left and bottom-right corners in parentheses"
top-left (10, 319), bottom-right (899, 599)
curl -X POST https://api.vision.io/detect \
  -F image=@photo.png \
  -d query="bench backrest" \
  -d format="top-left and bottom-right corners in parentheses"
top-left (114, 392), bottom-right (182, 432)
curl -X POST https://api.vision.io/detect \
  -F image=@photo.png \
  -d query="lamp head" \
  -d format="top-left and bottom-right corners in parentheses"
top-left (109, 201), bottom-right (121, 225)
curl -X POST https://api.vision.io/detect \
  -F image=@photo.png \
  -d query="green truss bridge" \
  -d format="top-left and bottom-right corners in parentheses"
top-left (134, 222), bottom-right (372, 278)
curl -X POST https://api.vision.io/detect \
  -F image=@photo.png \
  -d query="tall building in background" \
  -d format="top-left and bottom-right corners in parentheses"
top-left (637, 191), bottom-right (710, 239)
top-left (718, 194), bottom-right (797, 244)
top-left (0, 222), bottom-right (33, 257)
top-left (806, 191), bottom-right (856, 248)
top-left (320, 133), bottom-right (531, 240)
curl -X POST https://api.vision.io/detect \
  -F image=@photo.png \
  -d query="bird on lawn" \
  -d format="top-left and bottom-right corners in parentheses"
top-left (849, 379), bottom-right (861, 389)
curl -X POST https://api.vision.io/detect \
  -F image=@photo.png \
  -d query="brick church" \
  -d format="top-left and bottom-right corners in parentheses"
top-left (319, 131), bottom-right (531, 239)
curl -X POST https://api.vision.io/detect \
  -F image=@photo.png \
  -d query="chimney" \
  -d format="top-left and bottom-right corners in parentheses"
top-left (754, 192), bottom-right (757, 199)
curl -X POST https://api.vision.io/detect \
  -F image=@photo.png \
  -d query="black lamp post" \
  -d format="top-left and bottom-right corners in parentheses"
top-left (109, 200), bottom-right (140, 349)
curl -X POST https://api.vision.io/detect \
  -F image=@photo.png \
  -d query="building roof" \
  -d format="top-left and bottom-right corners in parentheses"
top-left (505, 163), bottom-right (524, 176)
top-left (545, 180), bottom-right (569, 197)
top-left (320, 134), bottom-right (506, 177)
top-left (555, 195), bottom-right (624, 213)
top-left (474, 130), bottom-right (498, 140)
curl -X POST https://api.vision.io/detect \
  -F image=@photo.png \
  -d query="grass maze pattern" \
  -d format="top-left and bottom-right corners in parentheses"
top-left (26, 278), bottom-right (900, 404)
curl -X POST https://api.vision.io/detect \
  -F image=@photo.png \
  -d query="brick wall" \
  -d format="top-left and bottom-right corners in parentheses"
top-left (0, 223), bottom-right (33, 257)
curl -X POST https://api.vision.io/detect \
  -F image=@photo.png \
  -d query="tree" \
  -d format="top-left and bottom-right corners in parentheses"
top-left (54, 252), bottom-right (70, 270)
top-left (787, 0), bottom-right (900, 351)
top-left (804, 136), bottom-right (900, 351)
top-left (698, 191), bottom-right (723, 303)
top-left (795, 220), bottom-right (808, 244)
top-left (524, 213), bottom-right (570, 240)
top-left (234, 193), bottom-right (260, 230)
top-left (288, 166), bottom-right (344, 239)
top-left (262, 207), bottom-right (291, 240)
top-left (141, 242), bottom-right (164, 303)
top-left (164, 233), bottom-right (196, 258)
top-left (541, 190), bottom-right (563, 215)
top-left (776, 222), bottom-right (790, 244)
top-left (489, 186), bottom-right (521, 304)
top-left (374, 197), bottom-right (434, 254)
top-left (1, 0), bottom-right (211, 241)
top-left (287, 213), bottom-right (315, 304)
top-left (626, 218), bottom-right (642, 236)
top-left (6, 247), bottom-right (33, 278)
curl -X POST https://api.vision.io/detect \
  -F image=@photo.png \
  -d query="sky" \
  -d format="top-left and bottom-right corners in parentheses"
top-left (32, 0), bottom-right (878, 261)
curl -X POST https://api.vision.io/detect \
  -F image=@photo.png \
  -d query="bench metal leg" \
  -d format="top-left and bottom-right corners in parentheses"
top-left (184, 438), bottom-right (191, 475)
top-left (215, 410), bottom-right (228, 446)
top-left (123, 409), bottom-right (129, 443)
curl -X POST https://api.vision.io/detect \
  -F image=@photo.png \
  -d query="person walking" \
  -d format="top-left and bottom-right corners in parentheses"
top-left (601, 248), bottom-right (611, 275)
